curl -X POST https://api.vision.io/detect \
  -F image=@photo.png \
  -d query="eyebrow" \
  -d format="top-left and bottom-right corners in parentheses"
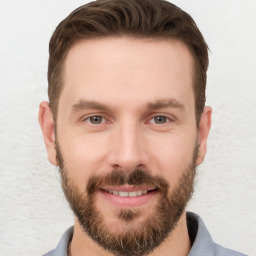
top-left (72, 100), bottom-right (110, 112)
top-left (147, 98), bottom-right (185, 110)
top-left (71, 98), bottom-right (185, 113)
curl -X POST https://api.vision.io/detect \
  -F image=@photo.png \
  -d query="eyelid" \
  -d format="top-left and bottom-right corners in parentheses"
top-left (86, 116), bottom-right (106, 124)
top-left (81, 113), bottom-right (109, 124)
top-left (146, 113), bottom-right (175, 124)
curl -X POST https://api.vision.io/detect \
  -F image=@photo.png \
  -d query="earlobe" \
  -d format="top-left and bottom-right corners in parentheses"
top-left (38, 101), bottom-right (58, 166)
top-left (196, 106), bottom-right (212, 166)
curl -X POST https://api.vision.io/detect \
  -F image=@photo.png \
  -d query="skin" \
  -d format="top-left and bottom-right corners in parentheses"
top-left (39, 37), bottom-right (212, 256)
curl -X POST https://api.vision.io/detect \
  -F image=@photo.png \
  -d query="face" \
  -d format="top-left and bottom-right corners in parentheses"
top-left (39, 37), bottom-right (211, 256)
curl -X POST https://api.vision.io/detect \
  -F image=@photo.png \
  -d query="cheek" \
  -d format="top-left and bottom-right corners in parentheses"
top-left (147, 131), bottom-right (196, 182)
top-left (58, 133), bottom-right (109, 189)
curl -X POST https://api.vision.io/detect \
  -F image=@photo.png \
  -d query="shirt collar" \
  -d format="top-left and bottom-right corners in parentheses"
top-left (45, 212), bottom-right (245, 256)
top-left (187, 211), bottom-right (216, 256)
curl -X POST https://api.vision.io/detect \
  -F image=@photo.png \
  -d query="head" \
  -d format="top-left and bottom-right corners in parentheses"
top-left (39, 1), bottom-right (211, 255)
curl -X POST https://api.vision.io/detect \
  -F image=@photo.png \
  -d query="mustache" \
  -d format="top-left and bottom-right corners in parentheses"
top-left (87, 169), bottom-right (169, 196)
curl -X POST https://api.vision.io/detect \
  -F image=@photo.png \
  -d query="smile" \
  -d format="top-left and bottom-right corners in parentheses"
top-left (100, 187), bottom-right (158, 197)
top-left (98, 187), bottom-right (158, 207)
top-left (103, 189), bottom-right (148, 197)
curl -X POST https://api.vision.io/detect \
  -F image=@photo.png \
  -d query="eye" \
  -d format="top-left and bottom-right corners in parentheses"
top-left (86, 115), bottom-right (106, 124)
top-left (149, 116), bottom-right (170, 124)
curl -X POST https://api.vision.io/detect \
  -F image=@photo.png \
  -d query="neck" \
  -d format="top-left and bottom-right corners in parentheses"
top-left (70, 212), bottom-right (191, 256)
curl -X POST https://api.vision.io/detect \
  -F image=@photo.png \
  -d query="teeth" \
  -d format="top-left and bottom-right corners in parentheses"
top-left (119, 191), bottom-right (129, 197)
top-left (137, 190), bottom-right (143, 196)
top-left (107, 190), bottom-right (149, 197)
top-left (128, 191), bottom-right (137, 197)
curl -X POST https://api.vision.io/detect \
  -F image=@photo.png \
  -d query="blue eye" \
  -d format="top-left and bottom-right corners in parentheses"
top-left (87, 116), bottom-right (105, 124)
top-left (150, 116), bottom-right (169, 124)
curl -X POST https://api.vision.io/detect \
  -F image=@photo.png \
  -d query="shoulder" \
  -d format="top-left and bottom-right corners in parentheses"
top-left (43, 226), bottom-right (73, 256)
top-left (187, 212), bottom-right (248, 256)
top-left (214, 243), bottom-right (247, 256)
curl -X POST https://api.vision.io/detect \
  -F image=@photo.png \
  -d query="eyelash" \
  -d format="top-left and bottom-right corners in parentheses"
top-left (83, 115), bottom-right (107, 125)
top-left (148, 115), bottom-right (172, 125)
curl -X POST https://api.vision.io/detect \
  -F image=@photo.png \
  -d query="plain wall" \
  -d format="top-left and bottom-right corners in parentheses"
top-left (0, 0), bottom-right (255, 255)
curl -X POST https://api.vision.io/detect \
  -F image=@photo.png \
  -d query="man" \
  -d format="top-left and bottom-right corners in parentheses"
top-left (39, 0), bottom-right (247, 255)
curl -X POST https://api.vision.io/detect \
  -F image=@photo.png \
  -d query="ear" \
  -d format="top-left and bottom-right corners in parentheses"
top-left (38, 101), bottom-right (57, 166)
top-left (196, 106), bottom-right (212, 166)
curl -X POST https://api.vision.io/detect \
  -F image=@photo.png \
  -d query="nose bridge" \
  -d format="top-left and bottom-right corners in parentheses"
top-left (109, 118), bottom-right (146, 171)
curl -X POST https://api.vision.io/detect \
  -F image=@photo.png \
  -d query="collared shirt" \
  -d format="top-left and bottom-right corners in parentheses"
top-left (43, 212), bottom-right (247, 256)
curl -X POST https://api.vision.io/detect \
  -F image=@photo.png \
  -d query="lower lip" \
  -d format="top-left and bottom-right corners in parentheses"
top-left (99, 189), bottom-right (158, 208)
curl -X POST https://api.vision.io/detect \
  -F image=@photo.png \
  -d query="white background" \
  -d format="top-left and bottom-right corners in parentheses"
top-left (0, 0), bottom-right (255, 255)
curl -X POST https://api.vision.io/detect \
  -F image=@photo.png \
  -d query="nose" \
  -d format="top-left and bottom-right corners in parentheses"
top-left (107, 121), bottom-right (149, 172)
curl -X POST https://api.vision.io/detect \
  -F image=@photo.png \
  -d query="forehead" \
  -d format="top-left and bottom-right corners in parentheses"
top-left (60, 37), bottom-right (195, 112)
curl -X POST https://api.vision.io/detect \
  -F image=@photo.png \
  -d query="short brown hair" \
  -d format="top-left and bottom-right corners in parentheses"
top-left (48, 0), bottom-right (208, 124)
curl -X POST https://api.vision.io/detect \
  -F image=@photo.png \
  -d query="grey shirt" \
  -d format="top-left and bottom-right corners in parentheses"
top-left (43, 212), bottom-right (247, 256)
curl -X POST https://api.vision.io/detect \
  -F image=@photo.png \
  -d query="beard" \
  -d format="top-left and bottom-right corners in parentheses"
top-left (56, 143), bottom-right (198, 256)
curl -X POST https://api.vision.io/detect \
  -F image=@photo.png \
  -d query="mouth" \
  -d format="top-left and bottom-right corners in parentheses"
top-left (98, 186), bottom-right (159, 208)
top-left (101, 188), bottom-right (158, 197)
